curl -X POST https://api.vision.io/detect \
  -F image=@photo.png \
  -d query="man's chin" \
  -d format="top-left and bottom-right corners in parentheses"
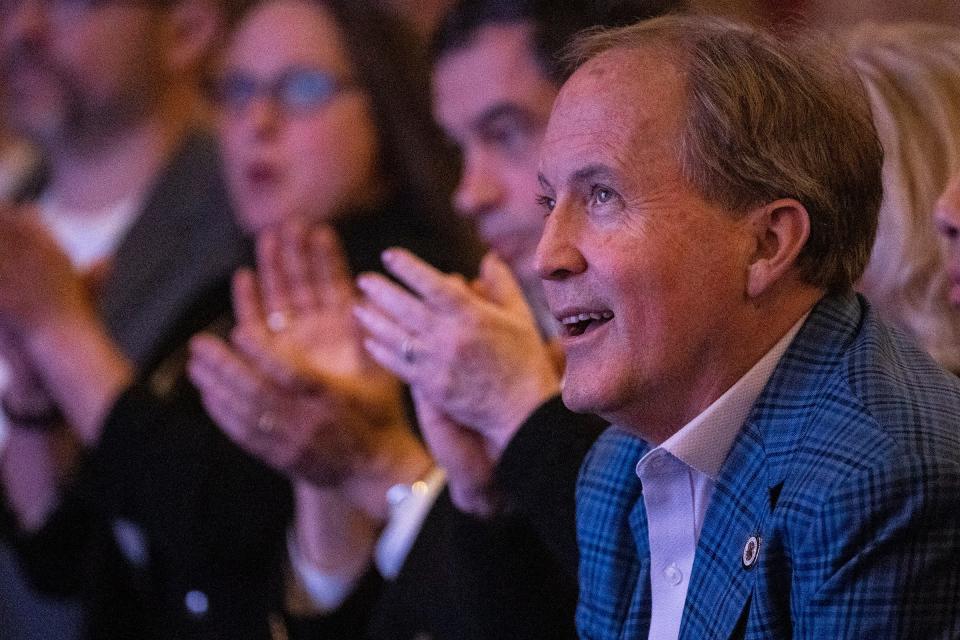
top-left (559, 376), bottom-right (605, 417)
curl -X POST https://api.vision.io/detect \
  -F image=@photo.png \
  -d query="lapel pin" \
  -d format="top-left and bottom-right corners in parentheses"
top-left (742, 534), bottom-right (761, 569)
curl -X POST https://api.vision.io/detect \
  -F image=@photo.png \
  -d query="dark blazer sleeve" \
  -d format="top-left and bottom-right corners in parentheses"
top-left (493, 395), bottom-right (606, 580)
top-left (283, 567), bottom-right (384, 640)
top-left (364, 398), bottom-right (604, 639)
top-left (365, 489), bottom-right (578, 640)
top-left (277, 398), bottom-right (604, 640)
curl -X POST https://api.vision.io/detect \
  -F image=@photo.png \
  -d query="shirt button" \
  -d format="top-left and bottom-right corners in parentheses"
top-left (185, 590), bottom-right (209, 617)
top-left (111, 519), bottom-right (149, 569)
top-left (639, 451), bottom-right (668, 476)
top-left (663, 563), bottom-right (683, 586)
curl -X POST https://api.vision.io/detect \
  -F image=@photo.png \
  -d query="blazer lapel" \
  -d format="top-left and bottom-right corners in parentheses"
top-left (99, 132), bottom-right (248, 369)
top-left (576, 427), bottom-right (650, 639)
top-left (679, 293), bottom-right (866, 639)
top-left (619, 495), bottom-right (652, 640)
top-left (679, 416), bottom-right (768, 640)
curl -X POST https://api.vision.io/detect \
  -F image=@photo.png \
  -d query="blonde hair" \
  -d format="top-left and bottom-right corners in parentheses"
top-left (846, 22), bottom-right (960, 371)
top-left (568, 14), bottom-right (883, 294)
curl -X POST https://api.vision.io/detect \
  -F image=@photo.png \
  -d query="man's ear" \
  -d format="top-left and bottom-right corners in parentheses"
top-left (745, 198), bottom-right (810, 298)
top-left (163, 0), bottom-right (223, 74)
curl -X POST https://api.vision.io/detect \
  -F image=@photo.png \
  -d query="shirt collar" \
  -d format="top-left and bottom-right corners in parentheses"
top-left (641, 312), bottom-right (810, 480)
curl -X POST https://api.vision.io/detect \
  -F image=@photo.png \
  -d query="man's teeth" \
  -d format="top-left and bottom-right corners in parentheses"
top-left (560, 311), bottom-right (614, 325)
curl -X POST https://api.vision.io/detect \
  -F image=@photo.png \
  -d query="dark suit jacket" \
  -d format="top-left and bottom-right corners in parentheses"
top-left (289, 397), bottom-right (606, 640)
top-left (4, 163), bottom-right (484, 640)
top-left (576, 293), bottom-right (960, 639)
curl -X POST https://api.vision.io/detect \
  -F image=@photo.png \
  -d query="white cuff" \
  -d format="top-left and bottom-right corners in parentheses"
top-left (287, 529), bottom-right (363, 613)
top-left (375, 467), bottom-right (446, 579)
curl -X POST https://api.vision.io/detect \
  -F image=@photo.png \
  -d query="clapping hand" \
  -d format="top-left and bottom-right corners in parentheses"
top-left (354, 250), bottom-right (560, 515)
top-left (189, 221), bottom-right (427, 520)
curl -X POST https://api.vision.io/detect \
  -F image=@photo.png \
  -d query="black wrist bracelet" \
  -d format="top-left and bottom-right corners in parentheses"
top-left (1, 396), bottom-right (62, 431)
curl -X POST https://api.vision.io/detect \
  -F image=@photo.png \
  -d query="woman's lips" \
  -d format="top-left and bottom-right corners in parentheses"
top-left (245, 162), bottom-right (281, 192)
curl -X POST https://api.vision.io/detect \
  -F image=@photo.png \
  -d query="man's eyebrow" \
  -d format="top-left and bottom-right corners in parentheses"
top-left (538, 164), bottom-right (617, 191)
top-left (571, 164), bottom-right (617, 184)
top-left (471, 102), bottom-right (532, 131)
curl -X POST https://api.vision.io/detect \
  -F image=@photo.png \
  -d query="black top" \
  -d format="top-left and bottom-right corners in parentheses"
top-left (1, 131), bottom-right (481, 639)
top-left (287, 396), bottom-right (607, 640)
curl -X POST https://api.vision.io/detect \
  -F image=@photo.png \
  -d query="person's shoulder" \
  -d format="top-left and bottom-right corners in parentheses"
top-left (759, 293), bottom-right (959, 496)
top-left (774, 293), bottom-right (960, 504)
top-left (150, 128), bottom-right (230, 205)
top-left (839, 297), bottom-right (960, 460)
top-left (140, 128), bottom-right (246, 256)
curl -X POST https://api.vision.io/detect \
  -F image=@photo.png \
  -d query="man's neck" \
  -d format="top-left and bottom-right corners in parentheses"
top-left (622, 287), bottom-right (824, 445)
top-left (44, 105), bottom-right (192, 214)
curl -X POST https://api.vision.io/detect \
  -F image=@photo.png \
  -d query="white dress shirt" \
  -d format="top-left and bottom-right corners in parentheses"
top-left (637, 314), bottom-right (808, 640)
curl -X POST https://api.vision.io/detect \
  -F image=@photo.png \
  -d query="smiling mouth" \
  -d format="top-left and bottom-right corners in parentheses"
top-left (558, 310), bottom-right (614, 337)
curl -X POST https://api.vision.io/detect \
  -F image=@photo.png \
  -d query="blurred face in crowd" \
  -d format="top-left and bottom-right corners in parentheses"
top-left (934, 170), bottom-right (960, 307)
top-left (432, 22), bottom-right (558, 291)
top-left (216, 0), bottom-right (381, 234)
top-left (535, 49), bottom-right (758, 434)
top-left (0, 0), bottom-right (166, 148)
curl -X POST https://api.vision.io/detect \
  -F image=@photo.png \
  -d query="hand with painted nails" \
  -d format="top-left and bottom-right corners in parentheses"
top-left (355, 249), bottom-right (561, 513)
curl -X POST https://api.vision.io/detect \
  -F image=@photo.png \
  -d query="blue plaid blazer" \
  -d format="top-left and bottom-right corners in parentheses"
top-left (576, 293), bottom-right (960, 639)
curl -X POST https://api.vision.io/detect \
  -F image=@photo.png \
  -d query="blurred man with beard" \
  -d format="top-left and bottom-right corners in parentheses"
top-left (0, 1), bottom-right (264, 638)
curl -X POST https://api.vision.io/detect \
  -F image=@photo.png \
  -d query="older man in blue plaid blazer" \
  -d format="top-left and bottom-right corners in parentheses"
top-left (576, 293), bottom-right (960, 639)
top-left (535, 13), bottom-right (960, 640)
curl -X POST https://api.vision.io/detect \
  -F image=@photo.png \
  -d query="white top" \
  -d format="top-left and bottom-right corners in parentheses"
top-left (37, 194), bottom-right (141, 270)
top-left (637, 313), bottom-right (808, 640)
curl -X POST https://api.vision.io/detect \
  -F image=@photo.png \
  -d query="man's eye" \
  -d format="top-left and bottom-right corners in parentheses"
top-left (480, 119), bottom-right (532, 153)
top-left (536, 194), bottom-right (556, 211)
top-left (592, 186), bottom-right (615, 205)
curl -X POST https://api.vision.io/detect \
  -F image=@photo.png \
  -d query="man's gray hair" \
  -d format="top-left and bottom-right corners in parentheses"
top-left (568, 15), bottom-right (884, 293)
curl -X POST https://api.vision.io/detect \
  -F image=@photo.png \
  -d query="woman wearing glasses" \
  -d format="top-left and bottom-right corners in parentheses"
top-left (212, 0), bottom-right (473, 268)
top-left (189, 1), bottom-right (579, 639)
top-left (0, 1), bottom-right (477, 639)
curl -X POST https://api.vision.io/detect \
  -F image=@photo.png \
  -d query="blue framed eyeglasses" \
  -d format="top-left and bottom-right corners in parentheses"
top-left (210, 67), bottom-right (355, 114)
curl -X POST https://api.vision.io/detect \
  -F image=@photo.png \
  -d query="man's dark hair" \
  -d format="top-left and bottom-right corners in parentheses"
top-left (432, 0), bottom-right (686, 83)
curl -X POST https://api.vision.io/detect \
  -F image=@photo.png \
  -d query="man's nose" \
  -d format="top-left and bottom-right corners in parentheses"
top-left (453, 151), bottom-right (503, 220)
top-left (535, 201), bottom-right (587, 281)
